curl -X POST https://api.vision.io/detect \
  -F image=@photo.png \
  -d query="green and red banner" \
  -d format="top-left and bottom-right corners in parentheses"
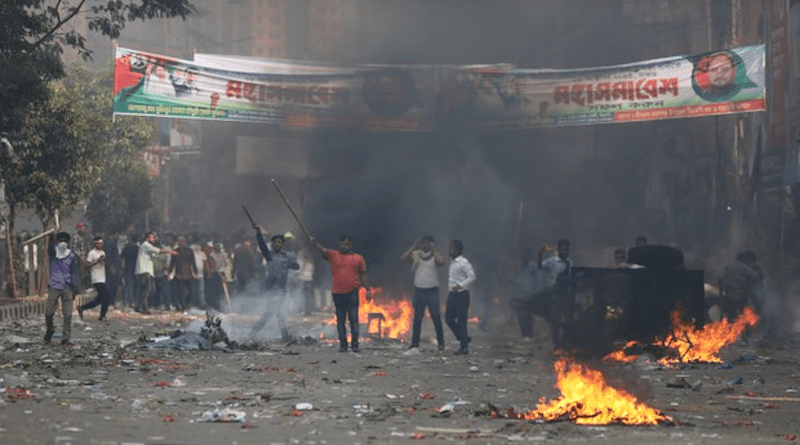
top-left (113, 45), bottom-right (765, 131)
top-left (113, 48), bottom-right (436, 131)
top-left (439, 44), bottom-right (765, 131)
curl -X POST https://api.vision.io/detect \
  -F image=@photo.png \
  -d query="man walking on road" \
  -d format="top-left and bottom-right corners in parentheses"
top-left (45, 231), bottom-right (82, 345)
top-left (77, 236), bottom-right (110, 321)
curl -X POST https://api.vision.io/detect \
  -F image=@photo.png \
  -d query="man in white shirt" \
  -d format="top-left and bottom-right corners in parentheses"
top-left (135, 232), bottom-right (174, 314)
top-left (401, 235), bottom-right (446, 351)
top-left (78, 236), bottom-right (109, 321)
top-left (446, 239), bottom-right (476, 355)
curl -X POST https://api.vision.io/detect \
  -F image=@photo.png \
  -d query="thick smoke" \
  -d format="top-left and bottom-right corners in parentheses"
top-left (121, 1), bottom-right (795, 334)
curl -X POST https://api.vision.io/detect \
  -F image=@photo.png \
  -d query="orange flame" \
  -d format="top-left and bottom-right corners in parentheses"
top-left (325, 287), bottom-right (413, 339)
top-left (603, 306), bottom-right (760, 364)
top-left (657, 306), bottom-right (759, 364)
top-left (602, 341), bottom-right (640, 364)
top-left (521, 358), bottom-right (670, 425)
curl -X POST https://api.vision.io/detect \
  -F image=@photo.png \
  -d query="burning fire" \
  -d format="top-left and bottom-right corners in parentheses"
top-left (521, 358), bottom-right (671, 425)
top-left (603, 306), bottom-right (760, 364)
top-left (658, 306), bottom-right (759, 364)
top-left (324, 287), bottom-right (413, 339)
top-left (602, 341), bottom-right (640, 364)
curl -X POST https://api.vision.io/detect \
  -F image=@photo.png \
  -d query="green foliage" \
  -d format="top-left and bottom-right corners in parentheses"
top-left (0, 0), bottom-right (194, 134)
top-left (8, 68), bottom-right (104, 226)
top-left (86, 160), bottom-right (153, 235)
top-left (2, 62), bottom-right (156, 232)
top-left (62, 63), bottom-right (157, 234)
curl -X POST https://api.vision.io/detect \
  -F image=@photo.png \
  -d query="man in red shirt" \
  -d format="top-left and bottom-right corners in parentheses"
top-left (311, 235), bottom-right (371, 353)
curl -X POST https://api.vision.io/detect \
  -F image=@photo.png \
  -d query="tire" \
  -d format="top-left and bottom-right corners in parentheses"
top-left (627, 245), bottom-right (684, 269)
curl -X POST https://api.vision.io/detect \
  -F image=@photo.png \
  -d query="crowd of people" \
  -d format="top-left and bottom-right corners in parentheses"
top-left (36, 220), bottom-right (488, 355)
top-left (35, 222), bottom-right (318, 344)
top-left (18, 219), bottom-right (768, 353)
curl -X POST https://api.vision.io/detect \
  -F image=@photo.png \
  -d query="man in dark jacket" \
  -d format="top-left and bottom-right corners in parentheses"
top-left (247, 227), bottom-right (299, 343)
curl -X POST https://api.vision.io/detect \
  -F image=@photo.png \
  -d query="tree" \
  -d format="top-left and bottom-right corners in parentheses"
top-left (0, 0), bottom-right (192, 297)
top-left (0, 62), bottom-right (157, 297)
top-left (5, 64), bottom-right (107, 230)
top-left (86, 160), bottom-right (154, 235)
top-left (61, 63), bottom-right (157, 235)
top-left (0, 0), bottom-right (195, 135)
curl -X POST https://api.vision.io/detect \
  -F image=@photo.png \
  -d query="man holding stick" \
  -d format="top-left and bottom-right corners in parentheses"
top-left (310, 235), bottom-right (371, 353)
top-left (247, 224), bottom-right (299, 343)
top-left (262, 180), bottom-right (372, 353)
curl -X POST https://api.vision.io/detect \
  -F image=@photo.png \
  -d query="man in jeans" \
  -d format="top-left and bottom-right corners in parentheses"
top-left (311, 235), bottom-right (371, 353)
top-left (400, 235), bottom-right (446, 352)
top-left (45, 231), bottom-right (82, 345)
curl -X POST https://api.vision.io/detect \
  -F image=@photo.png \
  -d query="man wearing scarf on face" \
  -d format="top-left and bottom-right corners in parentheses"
top-left (45, 232), bottom-right (82, 345)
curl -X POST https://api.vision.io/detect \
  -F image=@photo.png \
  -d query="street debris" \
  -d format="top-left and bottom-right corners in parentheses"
top-left (199, 407), bottom-right (246, 423)
top-left (666, 376), bottom-right (702, 390)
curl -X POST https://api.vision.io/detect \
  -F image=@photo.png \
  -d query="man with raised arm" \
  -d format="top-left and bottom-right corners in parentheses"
top-left (310, 235), bottom-right (371, 353)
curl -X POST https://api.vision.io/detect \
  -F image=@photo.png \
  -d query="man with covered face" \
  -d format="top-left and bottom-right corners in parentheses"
top-left (45, 231), bottom-right (82, 345)
top-left (247, 226), bottom-right (299, 343)
top-left (311, 234), bottom-right (371, 353)
top-left (401, 235), bottom-right (446, 351)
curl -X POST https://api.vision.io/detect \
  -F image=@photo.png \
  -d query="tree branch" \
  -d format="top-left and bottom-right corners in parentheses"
top-left (33, 0), bottom-right (88, 50)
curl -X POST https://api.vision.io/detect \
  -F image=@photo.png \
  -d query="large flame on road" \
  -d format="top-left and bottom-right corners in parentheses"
top-left (521, 358), bottom-right (671, 425)
top-left (324, 287), bottom-right (413, 339)
top-left (603, 306), bottom-right (760, 364)
top-left (658, 306), bottom-right (759, 364)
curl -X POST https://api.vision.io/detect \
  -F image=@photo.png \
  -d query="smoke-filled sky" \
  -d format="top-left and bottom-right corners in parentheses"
top-left (75, 0), bottom-right (787, 328)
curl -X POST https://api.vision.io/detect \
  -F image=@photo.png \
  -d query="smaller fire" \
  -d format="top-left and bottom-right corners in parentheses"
top-left (521, 358), bottom-right (671, 425)
top-left (323, 287), bottom-right (413, 339)
top-left (602, 341), bottom-right (640, 364)
top-left (603, 306), bottom-right (760, 364)
top-left (358, 287), bottom-right (413, 339)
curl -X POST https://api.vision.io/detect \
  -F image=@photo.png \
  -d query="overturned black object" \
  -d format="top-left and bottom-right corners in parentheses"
top-left (513, 247), bottom-right (704, 358)
top-left (627, 245), bottom-right (684, 269)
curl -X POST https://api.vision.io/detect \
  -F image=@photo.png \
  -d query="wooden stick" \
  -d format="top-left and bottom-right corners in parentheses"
top-left (221, 279), bottom-right (232, 312)
top-left (21, 228), bottom-right (55, 246)
top-left (270, 179), bottom-right (313, 240)
top-left (725, 395), bottom-right (800, 402)
top-left (241, 205), bottom-right (257, 229)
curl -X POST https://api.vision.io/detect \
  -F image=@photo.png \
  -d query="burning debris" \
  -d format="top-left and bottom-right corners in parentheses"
top-left (604, 306), bottom-right (760, 365)
top-left (323, 287), bottom-right (413, 340)
top-left (519, 358), bottom-right (672, 426)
